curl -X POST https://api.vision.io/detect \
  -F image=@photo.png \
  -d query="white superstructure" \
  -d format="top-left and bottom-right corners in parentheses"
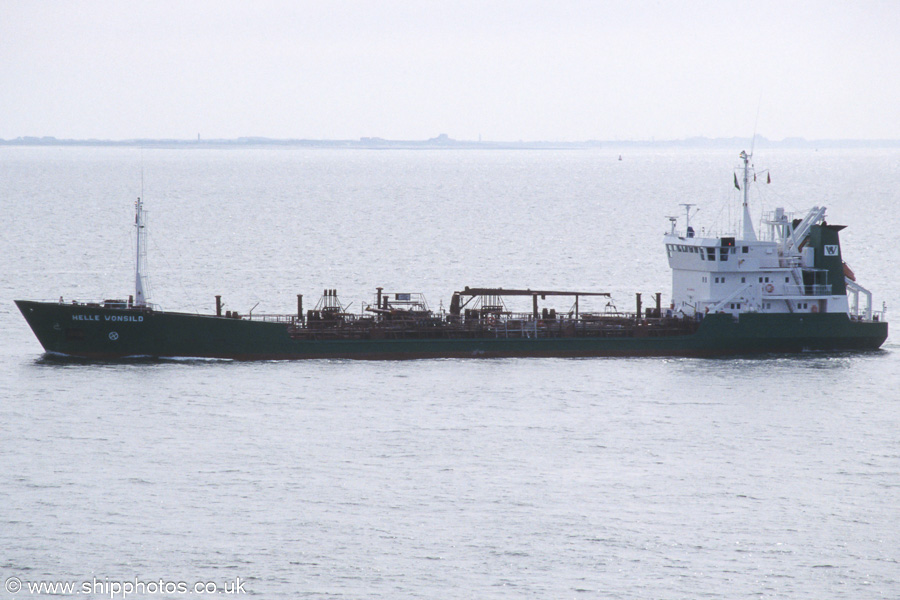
top-left (664, 151), bottom-right (879, 321)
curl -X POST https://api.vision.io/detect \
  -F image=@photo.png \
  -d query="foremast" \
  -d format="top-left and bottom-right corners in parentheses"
top-left (134, 197), bottom-right (149, 307)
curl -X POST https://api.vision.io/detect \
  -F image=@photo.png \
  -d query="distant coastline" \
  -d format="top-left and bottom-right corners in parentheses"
top-left (2, 133), bottom-right (899, 150)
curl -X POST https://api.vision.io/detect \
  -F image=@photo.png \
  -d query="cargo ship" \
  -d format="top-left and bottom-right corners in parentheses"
top-left (16, 151), bottom-right (887, 359)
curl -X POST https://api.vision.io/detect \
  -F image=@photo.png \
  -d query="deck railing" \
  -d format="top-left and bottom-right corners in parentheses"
top-left (283, 309), bottom-right (698, 341)
top-left (247, 313), bottom-right (301, 324)
top-left (767, 284), bottom-right (832, 296)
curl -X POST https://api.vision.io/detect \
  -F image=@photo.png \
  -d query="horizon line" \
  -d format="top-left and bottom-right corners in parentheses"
top-left (3, 134), bottom-right (900, 148)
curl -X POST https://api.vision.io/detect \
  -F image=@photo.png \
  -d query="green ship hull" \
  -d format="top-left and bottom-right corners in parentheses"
top-left (18, 154), bottom-right (889, 361)
top-left (15, 300), bottom-right (888, 360)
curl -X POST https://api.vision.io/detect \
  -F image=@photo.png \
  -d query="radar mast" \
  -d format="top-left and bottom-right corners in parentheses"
top-left (740, 151), bottom-right (757, 241)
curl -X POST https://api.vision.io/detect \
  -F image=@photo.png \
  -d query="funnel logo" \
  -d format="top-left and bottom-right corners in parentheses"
top-left (824, 245), bottom-right (839, 256)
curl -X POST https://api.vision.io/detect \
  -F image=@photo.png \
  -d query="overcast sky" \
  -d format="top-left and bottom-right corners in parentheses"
top-left (2, 0), bottom-right (898, 141)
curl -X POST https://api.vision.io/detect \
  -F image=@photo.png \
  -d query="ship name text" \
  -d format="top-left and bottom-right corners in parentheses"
top-left (72, 314), bottom-right (144, 323)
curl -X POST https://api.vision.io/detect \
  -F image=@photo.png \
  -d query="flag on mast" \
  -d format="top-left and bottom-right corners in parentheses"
top-left (767, 172), bottom-right (771, 184)
top-left (733, 173), bottom-right (740, 190)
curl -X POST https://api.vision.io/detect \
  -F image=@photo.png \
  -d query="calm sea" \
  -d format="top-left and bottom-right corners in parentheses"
top-left (1, 146), bottom-right (898, 599)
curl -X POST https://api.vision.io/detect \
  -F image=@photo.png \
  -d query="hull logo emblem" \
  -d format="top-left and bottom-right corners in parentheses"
top-left (109, 332), bottom-right (119, 341)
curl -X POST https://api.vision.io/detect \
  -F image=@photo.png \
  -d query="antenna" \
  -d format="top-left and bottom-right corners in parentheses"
top-left (750, 92), bottom-right (762, 157)
top-left (134, 149), bottom-right (150, 307)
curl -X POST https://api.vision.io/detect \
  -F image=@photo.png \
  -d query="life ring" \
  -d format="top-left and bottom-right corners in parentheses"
top-left (487, 315), bottom-right (497, 326)
top-left (765, 283), bottom-right (774, 293)
top-left (811, 304), bottom-right (818, 313)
